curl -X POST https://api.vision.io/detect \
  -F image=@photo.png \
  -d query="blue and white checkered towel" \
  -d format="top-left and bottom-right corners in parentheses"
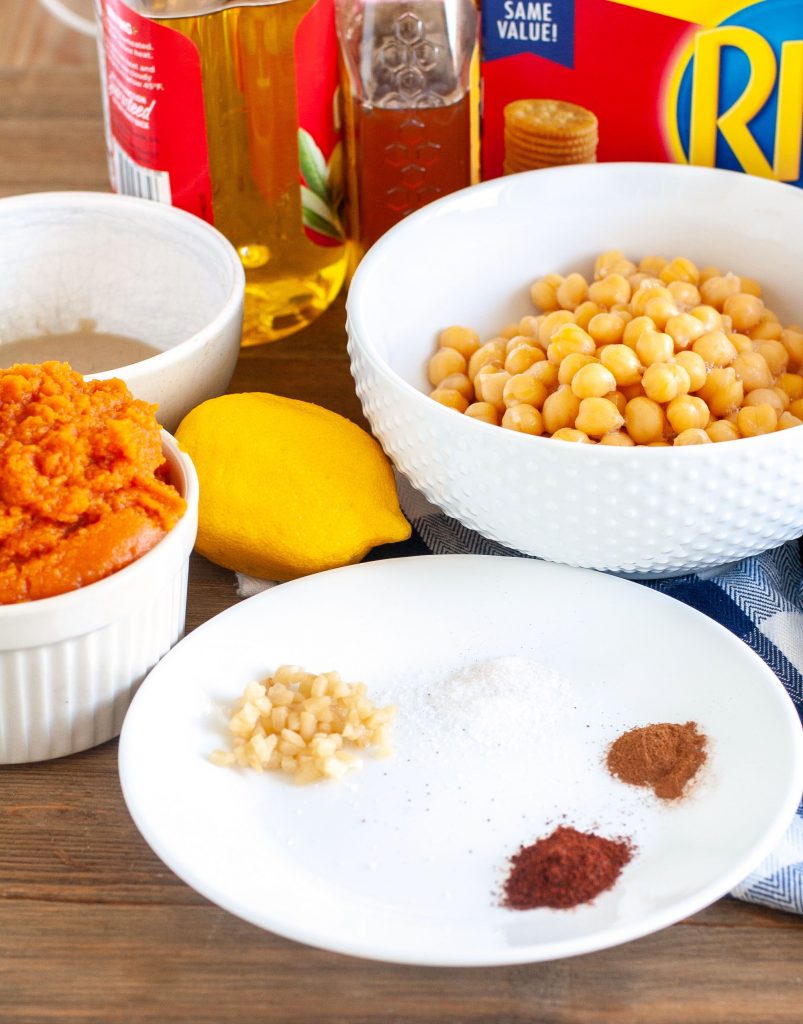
top-left (396, 475), bottom-right (803, 916)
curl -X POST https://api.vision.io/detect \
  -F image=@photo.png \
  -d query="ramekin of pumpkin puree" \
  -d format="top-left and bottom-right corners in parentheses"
top-left (0, 361), bottom-right (186, 604)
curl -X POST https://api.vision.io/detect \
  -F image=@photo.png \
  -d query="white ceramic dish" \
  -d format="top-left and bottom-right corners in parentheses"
top-left (119, 555), bottom-right (803, 966)
top-left (0, 432), bottom-right (199, 764)
top-left (347, 163), bottom-right (803, 577)
top-left (0, 191), bottom-right (244, 432)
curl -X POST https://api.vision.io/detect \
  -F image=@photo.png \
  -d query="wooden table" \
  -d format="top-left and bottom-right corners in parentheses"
top-left (2, 5), bottom-right (803, 1021)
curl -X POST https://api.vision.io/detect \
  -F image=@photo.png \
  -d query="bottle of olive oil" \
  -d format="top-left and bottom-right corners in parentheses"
top-left (96, 0), bottom-right (348, 344)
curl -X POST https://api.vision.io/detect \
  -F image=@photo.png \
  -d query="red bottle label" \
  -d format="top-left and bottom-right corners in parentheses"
top-left (97, 0), bottom-right (214, 222)
top-left (295, 0), bottom-right (346, 246)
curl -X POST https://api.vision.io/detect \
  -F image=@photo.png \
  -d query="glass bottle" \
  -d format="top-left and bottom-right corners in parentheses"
top-left (335, 0), bottom-right (479, 258)
top-left (95, 0), bottom-right (348, 345)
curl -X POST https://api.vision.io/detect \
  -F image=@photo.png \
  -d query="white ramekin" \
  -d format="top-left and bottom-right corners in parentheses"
top-left (0, 432), bottom-right (199, 764)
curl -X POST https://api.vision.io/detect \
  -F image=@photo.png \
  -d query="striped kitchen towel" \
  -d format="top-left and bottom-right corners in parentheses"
top-left (396, 474), bottom-right (803, 916)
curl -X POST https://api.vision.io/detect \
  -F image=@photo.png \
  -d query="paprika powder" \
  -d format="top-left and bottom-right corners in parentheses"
top-left (502, 825), bottom-right (633, 910)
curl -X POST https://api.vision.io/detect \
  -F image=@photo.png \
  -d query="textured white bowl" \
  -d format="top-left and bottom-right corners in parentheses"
top-left (0, 191), bottom-right (244, 432)
top-left (0, 433), bottom-right (199, 764)
top-left (347, 163), bottom-right (803, 577)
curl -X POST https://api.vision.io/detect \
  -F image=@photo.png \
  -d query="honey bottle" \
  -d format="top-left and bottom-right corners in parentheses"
top-left (335, 0), bottom-right (480, 257)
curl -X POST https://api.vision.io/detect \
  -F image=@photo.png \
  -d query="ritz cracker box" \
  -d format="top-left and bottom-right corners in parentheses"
top-left (481, 0), bottom-right (803, 184)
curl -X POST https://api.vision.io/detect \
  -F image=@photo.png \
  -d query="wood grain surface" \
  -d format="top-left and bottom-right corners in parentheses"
top-left (1, 3), bottom-right (802, 1021)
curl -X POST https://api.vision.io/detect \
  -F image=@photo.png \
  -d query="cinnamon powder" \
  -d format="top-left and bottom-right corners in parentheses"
top-left (606, 722), bottom-right (707, 800)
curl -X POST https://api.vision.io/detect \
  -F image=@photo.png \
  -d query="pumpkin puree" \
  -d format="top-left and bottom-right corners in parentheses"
top-left (0, 362), bottom-right (185, 604)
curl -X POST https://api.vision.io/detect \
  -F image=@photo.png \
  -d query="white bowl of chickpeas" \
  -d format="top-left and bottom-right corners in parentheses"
top-left (347, 163), bottom-right (803, 577)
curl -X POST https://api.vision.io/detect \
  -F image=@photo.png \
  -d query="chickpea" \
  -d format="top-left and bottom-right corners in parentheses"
top-left (723, 293), bottom-right (764, 332)
top-left (599, 430), bottom-right (635, 446)
top-left (790, 398), bottom-right (803, 420)
top-left (502, 404), bottom-right (544, 434)
top-left (698, 265), bottom-right (721, 284)
top-left (749, 319), bottom-right (783, 341)
top-left (778, 411), bottom-right (803, 431)
top-left (430, 388), bottom-right (469, 413)
top-left (636, 329), bottom-right (674, 365)
top-left (439, 326), bottom-right (480, 359)
top-left (638, 256), bottom-right (668, 276)
top-left (547, 323), bottom-right (596, 364)
top-left (731, 351), bottom-right (773, 392)
top-left (706, 419), bottom-right (740, 442)
top-left (642, 362), bottom-right (691, 403)
top-left (674, 428), bottom-right (712, 445)
top-left (574, 300), bottom-right (603, 331)
top-left (666, 395), bottom-right (710, 434)
top-left (542, 386), bottom-right (581, 434)
top-left (698, 367), bottom-right (744, 417)
top-left (781, 328), bottom-right (803, 367)
top-left (525, 359), bottom-right (560, 390)
top-left (594, 249), bottom-right (626, 279)
top-left (464, 402), bottom-right (499, 425)
top-left (575, 397), bottom-right (625, 437)
top-left (467, 340), bottom-right (506, 381)
top-left (588, 312), bottom-right (626, 345)
top-left (588, 273), bottom-right (631, 307)
top-left (660, 257), bottom-right (700, 286)
top-left (674, 350), bottom-right (708, 392)
top-left (551, 427), bottom-right (592, 443)
top-left (756, 339), bottom-right (789, 377)
top-left (600, 343), bottom-right (642, 387)
top-left (503, 373), bottom-right (548, 410)
top-left (474, 369), bottom-right (512, 409)
top-left (699, 273), bottom-right (742, 309)
top-left (438, 372), bottom-right (474, 402)
top-left (667, 280), bottom-right (702, 308)
top-left (644, 295), bottom-right (680, 330)
top-left (628, 272), bottom-right (651, 291)
top-left (538, 309), bottom-right (576, 348)
top-left (530, 279), bottom-right (560, 311)
top-left (517, 315), bottom-right (543, 339)
top-left (728, 332), bottom-right (755, 354)
top-left (605, 390), bottom-right (628, 416)
top-left (625, 396), bottom-right (666, 444)
top-left (505, 344), bottom-right (545, 375)
top-left (623, 315), bottom-right (656, 350)
top-left (558, 352), bottom-right (597, 386)
top-left (689, 305), bottom-right (723, 332)
top-left (666, 313), bottom-right (706, 350)
top-left (571, 362), bottom-right (618, 399)
top-left (692, 330), bottom-right (737, 368)
top-left (500, 322), bottom-right (522, 340)
top-left (556, 272), bottom-right (589, 311)
top-left (773, 386), bottom-right (791, 410)
top-left (428, 346), bottom-right (467, 386)
top-left (632, 284), bottom-right (672, 318)
top-left (743, 387), bottom-right (786, 414)
top-left (778, 372), bottom-right (803, 401)
top-left (739, 276), bottom-right (762, 297)
top-left (737, 404), bottom-right (778, 437)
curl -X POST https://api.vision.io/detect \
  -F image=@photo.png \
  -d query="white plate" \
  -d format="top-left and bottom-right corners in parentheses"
top-left (119, 555), bottom-right (803, 966)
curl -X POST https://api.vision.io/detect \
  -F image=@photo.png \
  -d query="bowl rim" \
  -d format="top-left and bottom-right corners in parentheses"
top-left (0, 190), bottom-right (245, 379)
top-left (347, 162), bottom-right (803, 458)
top-left (0, 430), bottom-right (199, 636)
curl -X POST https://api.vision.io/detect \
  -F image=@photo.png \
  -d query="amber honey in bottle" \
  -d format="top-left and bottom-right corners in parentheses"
top-left (336, 0), bottom-right (479, 256)
top-left (96, 0), bottom-right (347, 344)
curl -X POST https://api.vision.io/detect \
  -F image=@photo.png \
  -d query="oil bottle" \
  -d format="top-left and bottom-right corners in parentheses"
top-left (95, 0), bottom-right (348, 344)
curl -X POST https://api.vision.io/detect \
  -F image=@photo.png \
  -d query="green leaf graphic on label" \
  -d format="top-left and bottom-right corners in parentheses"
top-left (299, 129), bottom-right (329, 203)
top-left (299, 130), bottom-right (345, 242)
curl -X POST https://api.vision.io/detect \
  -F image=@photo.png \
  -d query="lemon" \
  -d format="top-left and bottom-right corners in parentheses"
top-left (175, 393), bottom-right (411, 580)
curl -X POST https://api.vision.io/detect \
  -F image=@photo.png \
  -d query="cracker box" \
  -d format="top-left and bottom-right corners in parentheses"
top-left (481, 0), bottom-right (803, 184)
